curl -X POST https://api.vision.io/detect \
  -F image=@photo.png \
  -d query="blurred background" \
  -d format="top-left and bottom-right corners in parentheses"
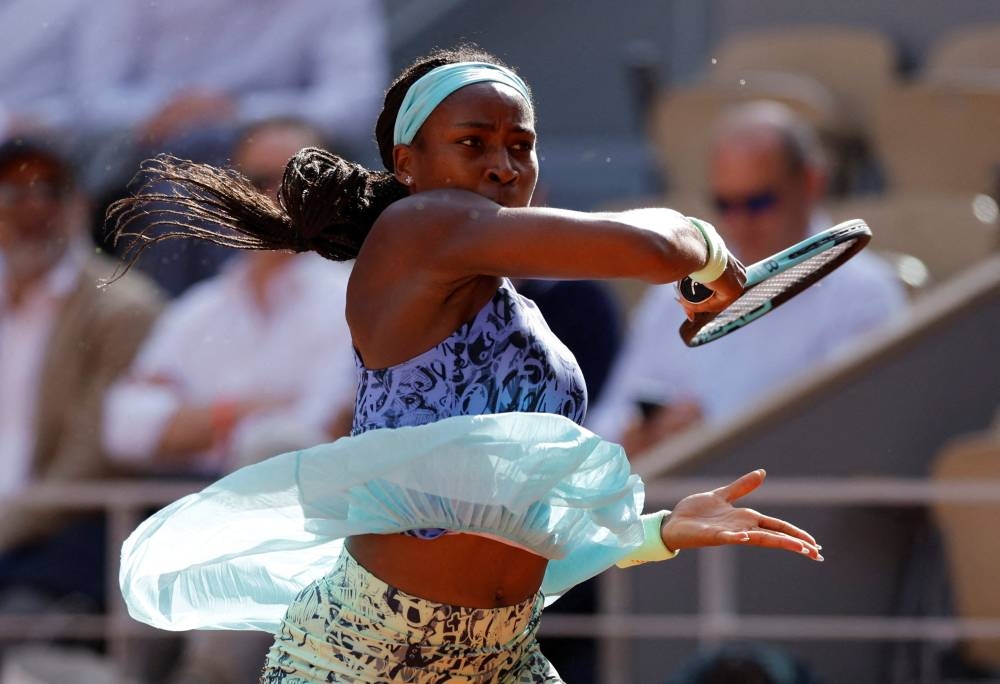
top-left (1, 1), bottom-right (999, 682)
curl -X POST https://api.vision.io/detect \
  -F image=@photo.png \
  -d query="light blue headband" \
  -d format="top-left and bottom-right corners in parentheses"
top-left (393, 61), bottom-right (532, 146)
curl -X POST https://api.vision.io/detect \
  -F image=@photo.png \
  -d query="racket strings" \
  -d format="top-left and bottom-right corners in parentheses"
top-left (698, 241), bottom-right (855, 332)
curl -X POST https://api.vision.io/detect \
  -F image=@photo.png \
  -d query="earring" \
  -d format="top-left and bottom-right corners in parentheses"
top-left (403, 175), bottom-right (413, 185)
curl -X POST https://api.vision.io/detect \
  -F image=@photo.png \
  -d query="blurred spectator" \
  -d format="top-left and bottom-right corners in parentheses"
top-left (76, 0), bottom-right (388, 296)
top-left (665, 643), bottom-right (822, 684)
top-left (589, 102), bottom-right (907, 453)
top-left (76, 0), bottom-right (387, 164)
top-left (102, 118), bottom-right (356, 483)
top-left (0, 136), bottom-right (163, 611)
top-left (0, 0), bottom-right (88, 134)
top-left (103, 117), bottom-right (355, 684)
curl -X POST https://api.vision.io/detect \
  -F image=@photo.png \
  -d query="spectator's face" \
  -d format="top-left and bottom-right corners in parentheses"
top-left (0, 154), bottom-right (82, 281)
top-left (394, 83), bottom-right (538, 208)
top-left (709, 133), bottom-right (819, 264)
top-left (235, 125), bottom-right (322, 269)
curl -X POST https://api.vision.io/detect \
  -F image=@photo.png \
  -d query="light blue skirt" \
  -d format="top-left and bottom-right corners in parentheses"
top-left (120, 412), bottom-right (647, 632)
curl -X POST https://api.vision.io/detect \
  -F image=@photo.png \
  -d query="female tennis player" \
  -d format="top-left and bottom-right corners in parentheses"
top-left (112, 46), bottom-right (822, 683)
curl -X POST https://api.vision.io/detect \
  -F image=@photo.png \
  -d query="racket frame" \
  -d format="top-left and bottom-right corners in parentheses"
top-left (678, 219), bottom-right (872, 347)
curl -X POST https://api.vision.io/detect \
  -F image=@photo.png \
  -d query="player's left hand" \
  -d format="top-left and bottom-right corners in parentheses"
top-left (661, 469), bottom-right (823, 561)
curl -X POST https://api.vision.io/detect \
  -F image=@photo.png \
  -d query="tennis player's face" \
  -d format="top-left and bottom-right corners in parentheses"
top-left (398, 83), bottom-right (538, 208)
top-left (710, 134), bottom-right (817, 264)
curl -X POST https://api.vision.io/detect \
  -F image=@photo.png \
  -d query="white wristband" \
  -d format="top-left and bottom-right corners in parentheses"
top-left (687, 217), bottom-right (729, 284)
top-left (615, 510), bottom-right (680, 568)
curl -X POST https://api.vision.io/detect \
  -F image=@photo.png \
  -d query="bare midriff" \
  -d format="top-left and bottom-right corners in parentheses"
top-left (346, 533), bottom-right (548, 608)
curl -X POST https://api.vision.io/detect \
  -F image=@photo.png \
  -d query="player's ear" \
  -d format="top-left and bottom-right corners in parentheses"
top-left (393, 144), bottom-right (415, 187)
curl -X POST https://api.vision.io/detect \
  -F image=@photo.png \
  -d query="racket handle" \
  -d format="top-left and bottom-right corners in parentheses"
top-left (678, 276), bottom-right (715, 303)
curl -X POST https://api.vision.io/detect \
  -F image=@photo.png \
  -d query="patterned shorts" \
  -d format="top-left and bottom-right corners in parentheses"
top-left (259, 550), bottom-right (564, 683)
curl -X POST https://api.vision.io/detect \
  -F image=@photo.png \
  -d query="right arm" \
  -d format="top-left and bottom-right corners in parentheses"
top-left (369, 190), bottom-right (744, 311)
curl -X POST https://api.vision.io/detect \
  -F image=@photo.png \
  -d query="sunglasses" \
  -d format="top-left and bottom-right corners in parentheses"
top-left (711, 190), bottom-right (779, 215)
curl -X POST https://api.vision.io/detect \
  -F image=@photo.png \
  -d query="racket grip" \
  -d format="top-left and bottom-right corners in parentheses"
top-left (678, 277), bottom-right (715, 304)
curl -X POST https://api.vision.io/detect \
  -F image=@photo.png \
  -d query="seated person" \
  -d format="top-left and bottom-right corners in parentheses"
top-left (78, 0), bottom-right (389, 296)
top-left (102, 119), bottom-right (356, 478)
top-left (0, 136), bottom-right (162, 610)
top-left (589, 102), bottom-right (907, 453)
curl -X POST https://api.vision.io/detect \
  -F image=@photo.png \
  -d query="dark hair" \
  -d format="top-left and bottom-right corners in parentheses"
top-left (106, 45), bottom-right (526, 275)
top-left (0, 137), bottom-right (78, 190)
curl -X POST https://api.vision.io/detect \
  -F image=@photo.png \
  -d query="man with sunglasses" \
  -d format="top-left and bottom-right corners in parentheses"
top-left (708, 102), bottom-right (828, 268)
top-left (0, 136), bottom-right (163, 611)
top-left (588, 102), bottom-right (906, 454)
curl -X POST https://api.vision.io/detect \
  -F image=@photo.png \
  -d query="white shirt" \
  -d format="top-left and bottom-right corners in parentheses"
top-left (103, 253), bottom-right (355, 472)
top-left (587, 230), bottom-right (908, 441)
top-left (0, 0), bottom-right (87, 128)
top-left (74, 0), bottom-right (388, 143)
top-left (0, 246), bottom-right (84, 497)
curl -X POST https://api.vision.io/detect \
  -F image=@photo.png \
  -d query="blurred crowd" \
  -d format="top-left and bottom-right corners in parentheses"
top-left (1, 3), bottom-right (998, 683)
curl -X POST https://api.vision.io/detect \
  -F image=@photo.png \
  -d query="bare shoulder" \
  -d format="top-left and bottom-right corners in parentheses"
top-left (348, 192), bottom-right (500, 366)
top-left (352, 190), bottom-right (488, 288)
top-left (370, 189), bottom-right (500, 247)
top-left (352, 189), bottom-right (499, 297)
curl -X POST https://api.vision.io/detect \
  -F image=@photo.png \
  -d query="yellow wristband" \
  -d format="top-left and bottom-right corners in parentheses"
top-left (687, 217), bottom-right (729, 284)
top-left (615, 510), bottom-right (679, 568)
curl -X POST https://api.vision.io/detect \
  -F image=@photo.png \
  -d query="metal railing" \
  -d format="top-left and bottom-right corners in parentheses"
top-left (542, 477), bottom-right (1000, 684)
top-left (4, 477), bottom-right (1000, 683)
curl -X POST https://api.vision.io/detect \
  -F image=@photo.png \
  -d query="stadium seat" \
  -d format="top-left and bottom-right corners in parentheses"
top-left (829, 192), bottom-right (999, 284)
top-left (706, 26), bottom-right (897, 135)
top-left (931, 424), bottom-right (1000, 673)
top-left (872, 84), bottom-right (1000, 195)
top-left (924, 23), bottom-right (1000, 85)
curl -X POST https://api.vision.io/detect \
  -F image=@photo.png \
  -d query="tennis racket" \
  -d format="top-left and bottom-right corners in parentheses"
top-left (678, 218), bottom-right (872, 347)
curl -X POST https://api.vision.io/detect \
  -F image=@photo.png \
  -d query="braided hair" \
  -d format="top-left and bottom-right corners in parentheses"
top-left (107, 45), bottom-right (527, 272)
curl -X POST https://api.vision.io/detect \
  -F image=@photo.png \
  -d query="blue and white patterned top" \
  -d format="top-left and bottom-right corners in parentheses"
top-left (351, 278), bottom-right (588, 540)
top-left (352, 278), bottom-right (587, 434)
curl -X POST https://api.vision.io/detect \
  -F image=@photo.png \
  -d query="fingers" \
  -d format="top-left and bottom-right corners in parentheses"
top-left (720, 529), bottom-right (824, 561)
top-left (713, 469), bottom-right (766, 503)
top-left (756, 514), bottom-right (818, 546)
top-left (677, 298), bottom-right (716, 322)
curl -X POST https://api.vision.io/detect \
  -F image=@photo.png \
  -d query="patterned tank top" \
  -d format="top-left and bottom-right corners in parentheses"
top-left (352, 278), bottom-right (588, 539)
